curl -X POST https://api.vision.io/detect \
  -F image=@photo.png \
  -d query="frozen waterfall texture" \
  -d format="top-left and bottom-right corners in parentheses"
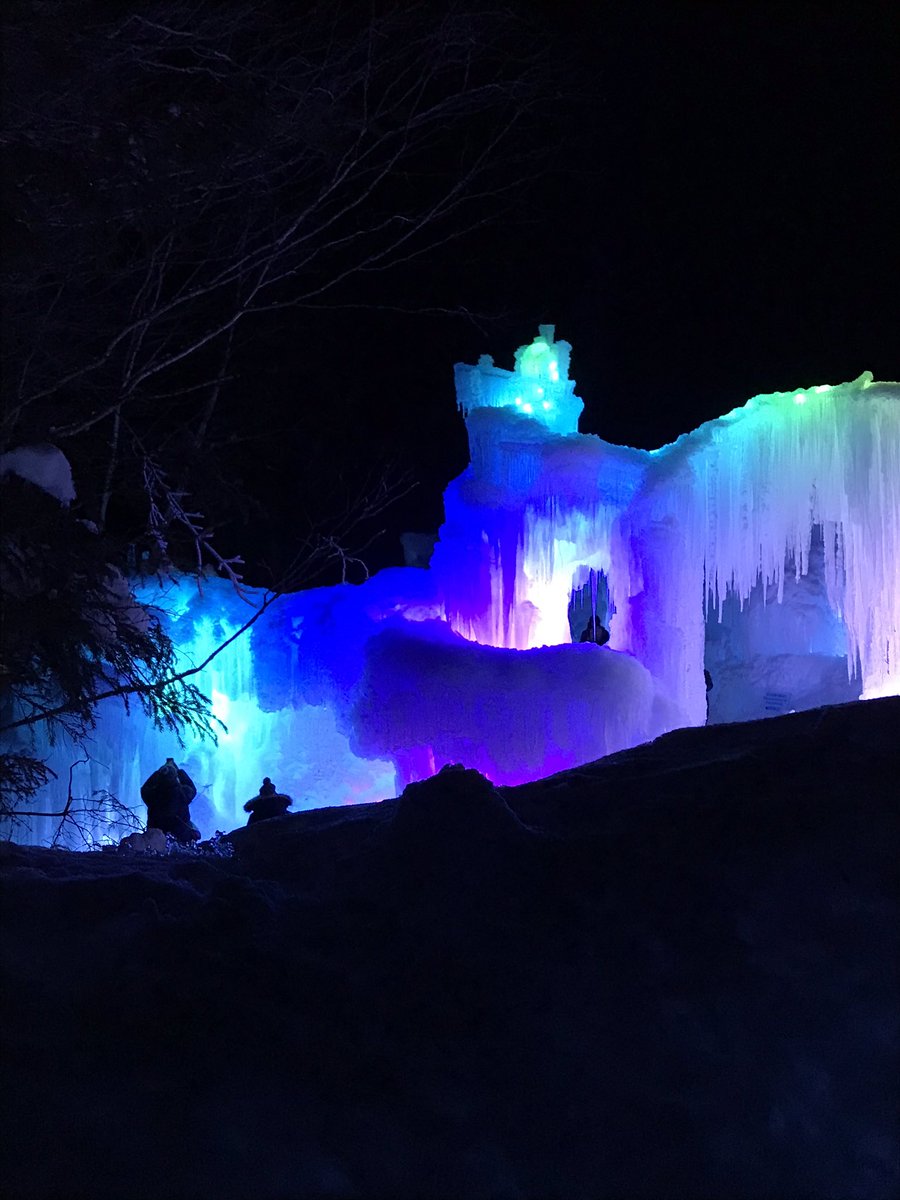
top-left (5, 328), bottom-right (899, 844)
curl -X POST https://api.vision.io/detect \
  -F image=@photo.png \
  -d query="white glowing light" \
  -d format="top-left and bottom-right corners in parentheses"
top-left (862, 675), bottom-right (900, 700)
top-left (522, 402), bottom-right (533, 413)
top-left (542, 401), bottom-right (552, 410)
top-left (794, 394), bottom-right (806, 405)
top-left (536, 387), bottom-right (544, 396)
top-left (514, 396), bottom-right (522, 406)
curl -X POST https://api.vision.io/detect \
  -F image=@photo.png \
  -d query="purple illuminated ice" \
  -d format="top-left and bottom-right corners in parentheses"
top-left (9, 327), bottom-right (898, 842)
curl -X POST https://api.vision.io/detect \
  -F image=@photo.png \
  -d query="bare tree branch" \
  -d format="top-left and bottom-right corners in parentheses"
top-left (0, 1), bottom-right (560, 820)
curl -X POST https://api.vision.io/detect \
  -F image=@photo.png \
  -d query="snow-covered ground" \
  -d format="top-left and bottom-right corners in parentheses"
top-left (1, 698), bottom-right (898, 1200)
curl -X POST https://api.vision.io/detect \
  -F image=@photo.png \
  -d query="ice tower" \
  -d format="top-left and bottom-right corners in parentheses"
top-left (454, 324), bottom-right (582, 432)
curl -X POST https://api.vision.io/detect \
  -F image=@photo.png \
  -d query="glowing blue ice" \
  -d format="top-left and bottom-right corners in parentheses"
top-left (6, 328), bottom-right (899, 844)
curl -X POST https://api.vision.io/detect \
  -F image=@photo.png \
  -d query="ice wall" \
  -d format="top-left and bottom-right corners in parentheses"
top-left (437, 341), bottom-right (898, 723)
top-left (3, 574), bottom-right (401, 846)
top-left (6, 566), bottom-right (675, 845)
top-left (352, 619), bottom-right (672, 788)
top-left (5, 327), bottom-right (897, 846)
top-left (671, 374), bottom-right (899, 702)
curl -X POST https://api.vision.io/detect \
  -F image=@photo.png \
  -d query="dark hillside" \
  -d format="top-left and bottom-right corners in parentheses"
top-left (2, 699), bottom-right (898, 1199)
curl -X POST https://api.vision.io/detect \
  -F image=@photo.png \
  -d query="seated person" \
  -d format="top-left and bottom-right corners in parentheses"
top-left (140, 757), bottom-right (201, 842)
top-left (244, 777), bottom-right (293, 825)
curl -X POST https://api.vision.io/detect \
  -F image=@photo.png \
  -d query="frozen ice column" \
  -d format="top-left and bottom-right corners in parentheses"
top-left (436, 325), bottom-right (634, 651)
top-left (438, 326), bottom-right (590, 648)
top-left (441, 324), bottom-right (588, 652)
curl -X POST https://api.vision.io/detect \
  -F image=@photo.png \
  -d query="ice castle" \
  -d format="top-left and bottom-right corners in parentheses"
top-left (6, 327), bottom-right (899, 842)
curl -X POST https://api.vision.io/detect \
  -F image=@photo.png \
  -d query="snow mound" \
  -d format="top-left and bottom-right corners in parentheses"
top-left (391, 765), bottom-right (532, 843)
top-left (0, 443), bottom-right (76, 504)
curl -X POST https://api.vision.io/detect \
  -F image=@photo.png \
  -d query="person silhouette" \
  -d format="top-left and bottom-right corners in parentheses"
top-left (579, 615), bottom-right (610, 646)
top-left (140, 757), bottom-right (200, 842)
top-left (243, 777), bottom-right (293, 825)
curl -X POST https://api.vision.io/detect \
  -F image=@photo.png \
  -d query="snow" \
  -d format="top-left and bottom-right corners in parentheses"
top-left (0, 443), bottom-right (76, 505)
top-left (2, 698), bottom-right (898, 1199)
top-left (3, 329), bottom-right (898, 845)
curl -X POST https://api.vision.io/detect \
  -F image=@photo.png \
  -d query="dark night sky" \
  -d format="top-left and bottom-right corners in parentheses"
top-left (229, 1), bottom-right (899, 578)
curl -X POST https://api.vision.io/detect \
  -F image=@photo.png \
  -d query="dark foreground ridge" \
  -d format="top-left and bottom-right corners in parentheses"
top-left (2, 699), bottom-right (898, 1200)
